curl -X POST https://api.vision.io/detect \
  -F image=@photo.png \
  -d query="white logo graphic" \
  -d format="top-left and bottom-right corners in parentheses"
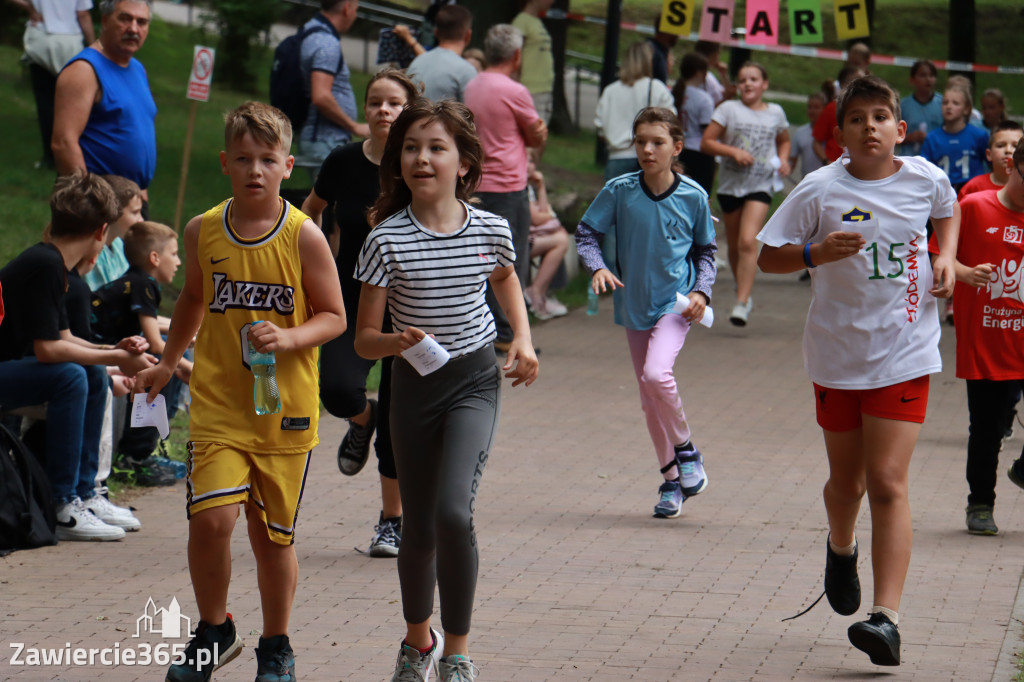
top-left (987, 226), bottom-right (1001, 234)
top-left (988, 257), bottom-right (1024, 304)
top-left (1006, 226), bottom-right (1023, 245)
top-left (135, 597), bottom-right (191, 640)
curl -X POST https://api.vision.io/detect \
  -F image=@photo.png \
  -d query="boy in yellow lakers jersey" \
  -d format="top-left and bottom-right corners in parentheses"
top-left (136, 101), bottom-right (345, 682)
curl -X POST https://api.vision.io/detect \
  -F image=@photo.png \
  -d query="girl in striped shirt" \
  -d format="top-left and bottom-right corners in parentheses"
top-left (355, 98), bottom-right (538, 682)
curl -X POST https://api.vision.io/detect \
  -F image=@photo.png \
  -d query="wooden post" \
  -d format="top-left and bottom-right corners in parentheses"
top-left (173, 100), bottom-right (198, 233)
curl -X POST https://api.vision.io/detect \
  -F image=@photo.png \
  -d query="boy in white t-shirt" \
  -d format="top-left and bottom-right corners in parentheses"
top-left (757, 76), bottom-right (959, 667)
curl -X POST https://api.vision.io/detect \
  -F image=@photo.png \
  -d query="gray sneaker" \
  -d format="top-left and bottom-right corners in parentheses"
top-left (966, 504), bottom-right (998, 535)
top-left (390, 628), bottom-right (443, 681)
top-left (439, 655), bottom-right (479, 681)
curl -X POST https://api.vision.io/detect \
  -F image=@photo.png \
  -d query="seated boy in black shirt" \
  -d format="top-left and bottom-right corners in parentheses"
top-left (92, 221), bottom-right (191, 482)
top-left (0, 171), bottom-right (155, 541)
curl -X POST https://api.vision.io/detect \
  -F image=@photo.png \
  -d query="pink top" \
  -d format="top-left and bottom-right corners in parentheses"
top-left (464, 71), bottom-right (540, 193)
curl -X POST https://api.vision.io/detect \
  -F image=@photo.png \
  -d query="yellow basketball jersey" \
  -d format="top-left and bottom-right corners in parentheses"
top-left (188, 198), bottom-right (319, 454)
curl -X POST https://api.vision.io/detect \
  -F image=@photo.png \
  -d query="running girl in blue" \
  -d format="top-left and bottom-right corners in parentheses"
top-left (575, 106), bottom-right (718, 519)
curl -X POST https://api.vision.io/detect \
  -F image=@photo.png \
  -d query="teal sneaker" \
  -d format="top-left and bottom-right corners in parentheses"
top-left (255, 633), bottom-right (295, 682)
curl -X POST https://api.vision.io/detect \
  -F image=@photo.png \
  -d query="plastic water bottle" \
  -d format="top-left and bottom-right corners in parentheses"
top-left (249, 321), bottom-right (280, 415)
top-left (587, 287), bottom-right (599, 316)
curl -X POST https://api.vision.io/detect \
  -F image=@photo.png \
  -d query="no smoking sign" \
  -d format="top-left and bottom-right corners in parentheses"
top-left (187, 45), bottom-right (215, 102)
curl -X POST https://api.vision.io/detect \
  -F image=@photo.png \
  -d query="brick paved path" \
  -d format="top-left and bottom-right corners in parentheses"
top-left (3, 272), bottom-right (1024, 681)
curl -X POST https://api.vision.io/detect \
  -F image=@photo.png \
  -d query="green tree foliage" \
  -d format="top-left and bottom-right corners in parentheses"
top-left (203, 0), bottom-right (281, 92)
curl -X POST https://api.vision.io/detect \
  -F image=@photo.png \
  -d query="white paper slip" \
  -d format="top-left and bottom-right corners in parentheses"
top-left (400, 335), bottom-right (451, 376)
top-left (130, 393), bottom-right (169, 439)
top-left (673, 292), bottom-right (714, 328)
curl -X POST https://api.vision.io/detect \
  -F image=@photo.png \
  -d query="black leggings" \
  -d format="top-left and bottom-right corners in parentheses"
top-left (319, 287), bottom-right (395, 478)
top-left (390, 345), bottom-right (501, 635)
top-left (966, 379), bottom-right (1023, 507)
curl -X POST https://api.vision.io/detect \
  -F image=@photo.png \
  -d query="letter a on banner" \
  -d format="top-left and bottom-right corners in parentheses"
top-left (699, 0), bottom-right (735, 42)
top-left (745, 0), bottom-right (780, 46)
top-left (834, 0), bottom-right (870, 40)
top-left (788, 0), bottom-right (823, 44)
top-left (660, 0), bottom-right (695, 36)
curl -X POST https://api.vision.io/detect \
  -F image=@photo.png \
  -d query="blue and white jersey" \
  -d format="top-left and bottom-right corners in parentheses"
top-left (580, 171), bottom-right (716, 331)
top-left (920, 125), bottom-right (989, 187)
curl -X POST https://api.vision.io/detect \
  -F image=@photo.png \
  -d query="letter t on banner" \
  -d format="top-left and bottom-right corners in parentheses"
top-left (699, 0), bottom-right (735, 42)
top-left (788, 0), bottom-right (823, 44)
top-left (745, 0), bottom-right (780, 46)
top-left (834, 0), bottom-right (870, 40)
top-left (659, 0), bottom-right (695, 37)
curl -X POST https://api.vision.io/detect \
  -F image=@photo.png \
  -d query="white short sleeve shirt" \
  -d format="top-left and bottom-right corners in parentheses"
top-left (757, 156), bottom-right (956, 389)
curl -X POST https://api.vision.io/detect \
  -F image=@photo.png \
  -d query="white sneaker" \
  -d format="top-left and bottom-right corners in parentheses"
top-left (83, 494), bottom-right (141, 531)
top-left (545, 296), bottom-right (568, 317)
top-left (55, 498), bottom-right (126, 541)
top-left (391, 628), bottom-right (444, 681)
top-left (729, 297), bottom-right (753, 326)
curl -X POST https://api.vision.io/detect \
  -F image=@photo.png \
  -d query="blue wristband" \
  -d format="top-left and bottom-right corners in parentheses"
top-left (803, 243), bottom-right (816, 269)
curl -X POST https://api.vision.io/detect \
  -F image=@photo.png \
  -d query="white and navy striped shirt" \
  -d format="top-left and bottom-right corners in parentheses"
top-left (355, 202), bottom-right (515, 358)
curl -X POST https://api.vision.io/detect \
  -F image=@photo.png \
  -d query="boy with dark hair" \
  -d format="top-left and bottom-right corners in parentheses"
top-left (0, 171), bottom-right (154, 541)
top-left (404, 4), bottom-right (476, 102)
top-left (758, 75), bottom-right (959, 666)
top-left (943, 140), bottom-right (1024, 535)
top-left (958, 120), bottom-right (1024, 199)
top-left (138, 101), bottom-right (345, 682)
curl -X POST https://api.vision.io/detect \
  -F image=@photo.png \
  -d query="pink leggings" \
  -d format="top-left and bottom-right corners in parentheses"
top-left (626, 314), bottom-right (692, 480)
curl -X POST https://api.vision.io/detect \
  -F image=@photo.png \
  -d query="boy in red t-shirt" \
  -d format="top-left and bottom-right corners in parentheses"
top-left (958, 120), bottom-right (1023, 200)
top-left (942, 140), bottom-right (1024, 535)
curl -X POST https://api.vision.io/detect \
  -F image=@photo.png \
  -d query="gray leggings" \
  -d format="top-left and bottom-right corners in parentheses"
top-left (390, 344), bottom-right (501, 635)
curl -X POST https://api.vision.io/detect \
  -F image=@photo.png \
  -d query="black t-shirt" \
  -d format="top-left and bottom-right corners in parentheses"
top-left (66, 267), bottom-right (93, 340)
top-left (90, 266), bottom-right (161, 345)
top-left (313, 141), bottom-right (380, 302)
top-left (0, 242), bottom-right (69, 362)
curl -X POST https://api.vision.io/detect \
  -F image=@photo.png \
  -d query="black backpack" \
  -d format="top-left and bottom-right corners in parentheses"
top-left (0, 422), bottom-right (57, 554)
top-left (269, 23), bottom-right (333, 132)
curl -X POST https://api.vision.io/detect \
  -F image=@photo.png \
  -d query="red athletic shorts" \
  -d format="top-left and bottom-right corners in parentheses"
top-left (812, 376), bottom-right (930, 432)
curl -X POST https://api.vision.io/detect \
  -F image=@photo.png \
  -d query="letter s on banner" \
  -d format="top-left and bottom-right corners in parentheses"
top-left (660, 0), bottom-right (695, 36)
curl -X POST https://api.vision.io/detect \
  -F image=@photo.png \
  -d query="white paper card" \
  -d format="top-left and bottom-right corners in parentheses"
top-left (400, 335), bottom-right (451, 376)
top-left (673, 292), bottom-right (714, 328)
top-left (130, 393), bottom-right (169, 439)
top-left (850, 217), bottom-right (880, 242)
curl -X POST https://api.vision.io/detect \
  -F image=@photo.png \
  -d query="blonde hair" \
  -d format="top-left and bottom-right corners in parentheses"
top-left (944, 79), bottom-right (974, 122)
top-left (123, 221), bottom-right (176, 269)
top-left (224, 101), bottom-right (292, 151)
top-left (619, 42), bottom-right (653, 86)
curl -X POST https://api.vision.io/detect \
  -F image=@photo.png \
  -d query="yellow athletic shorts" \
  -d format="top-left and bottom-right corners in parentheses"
top-left (185, 441), bottom-right (311, 545)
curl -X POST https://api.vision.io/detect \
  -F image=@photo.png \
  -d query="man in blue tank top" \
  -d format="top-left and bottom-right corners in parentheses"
top-left (52, 0), bottom-right (156, 197)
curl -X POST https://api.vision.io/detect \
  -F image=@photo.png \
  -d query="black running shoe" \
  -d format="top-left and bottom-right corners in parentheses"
top-left (824, 538), bottom-right (860, 616)
top-left (337, 399), bottom-right (376, 476)
top-left (165, 615), bottom-right (244, 682)
top-left (848, 612), bottom-right (900, 666)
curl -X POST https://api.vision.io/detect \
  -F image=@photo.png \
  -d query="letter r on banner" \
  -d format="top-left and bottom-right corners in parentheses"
top-left (699, 0), bottom-right (735, 42)
top-left (745, 0), bottom-right (780, 46)
top-left (660, 0), bottom-right (695, 36)
top-left (834, 0), bottom-right (870, 40)
top-left (788, 0), bottom-right (823, 44)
